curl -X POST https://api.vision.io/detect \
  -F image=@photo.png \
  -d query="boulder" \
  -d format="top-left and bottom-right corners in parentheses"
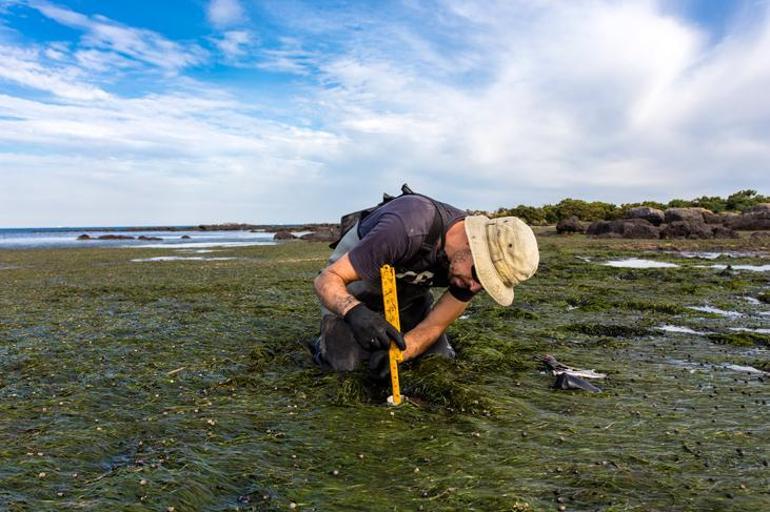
top-left (300, 228), bottom-right (339, 242)
top-left (711, 226), bottom-right (739, 239)
top-left (663, 207), bottom-right (710, 224)
top-left (728, 210), bottom-right (770, 230)
top-left (660, 221), bottom-right (712, 239)
top-left (273, 230), bottom-right (296, 240)
top-left (97, 234), bottom-right (135, 240)
top-left (138, 236), bottom-right (162, 241)
top-left (586, 219), bottom-right (659, 239)
top-left (181, 235), bottom-right (191, 239)
top-left (77, 234), bottom-right (91, 240)
top-left (556, 216), bottom-right (586, 234)
top-left (621, 219), bottom-right (660, 239)
top-left (625, 206), bottom-right (664, 226)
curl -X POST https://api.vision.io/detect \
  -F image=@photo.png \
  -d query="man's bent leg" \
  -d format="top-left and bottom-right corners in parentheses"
top-left (315, 314), bottom-right (370, 372)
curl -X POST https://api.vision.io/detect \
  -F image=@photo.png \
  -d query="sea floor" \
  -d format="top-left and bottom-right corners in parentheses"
top-left (0, 234), bottom-right (768, 511)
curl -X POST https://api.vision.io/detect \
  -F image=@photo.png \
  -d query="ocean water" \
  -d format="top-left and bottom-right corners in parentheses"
top-left (0, 227), bottom-right (281, 249)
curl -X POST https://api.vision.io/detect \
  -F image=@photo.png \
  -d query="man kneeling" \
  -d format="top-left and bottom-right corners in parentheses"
top-left (312, 188), bottom-right (539, 377)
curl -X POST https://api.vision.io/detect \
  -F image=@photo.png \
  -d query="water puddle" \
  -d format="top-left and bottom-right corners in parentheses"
top-left (657, 325), bottom-right (705, 335)
top-left (688, 305), bottom-right (744, 318)
top-left (729, 327), bottom-right (770, 335)
top-left (667, 359), bottom-right (768, 375)
top-left (602, 258), bottom-right (679, 269)
top-left (700, 264), bottom-right (770, 272)
top-left (131, 256), bottom-right (240, 262)
top-left (671, 251), bottom-right (768, 260)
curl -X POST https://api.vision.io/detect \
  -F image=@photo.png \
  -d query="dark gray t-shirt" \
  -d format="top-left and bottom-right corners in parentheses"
top-left (347, 195), bottom-right (475, 302)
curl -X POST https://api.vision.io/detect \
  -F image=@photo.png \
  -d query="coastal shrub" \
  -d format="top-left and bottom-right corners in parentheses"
top-left (758, 292), bottom-right (770, 304)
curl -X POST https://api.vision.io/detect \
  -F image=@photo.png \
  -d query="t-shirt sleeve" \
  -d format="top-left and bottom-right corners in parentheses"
top-left (347, 213), bottom-right (413, 281)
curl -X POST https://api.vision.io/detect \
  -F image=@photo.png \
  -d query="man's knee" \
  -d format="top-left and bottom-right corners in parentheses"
top-left (316, 315), bottom-right (370, 372)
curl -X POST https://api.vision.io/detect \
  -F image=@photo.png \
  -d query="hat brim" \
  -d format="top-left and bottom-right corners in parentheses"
top-left (464, 216), bottom-right (514, 306)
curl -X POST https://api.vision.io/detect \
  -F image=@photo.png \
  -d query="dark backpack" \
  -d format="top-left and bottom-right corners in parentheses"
top-left (329, 183), bottom-right (445, 252)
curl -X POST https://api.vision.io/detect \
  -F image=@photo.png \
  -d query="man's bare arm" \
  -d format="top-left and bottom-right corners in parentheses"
top-left (314, 253), bottom-right (363, 316)
top-left (401, 291), bottom-right (469, 361)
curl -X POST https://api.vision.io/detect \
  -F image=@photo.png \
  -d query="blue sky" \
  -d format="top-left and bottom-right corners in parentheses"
top-left (0, 0), bottom-right (768, 227)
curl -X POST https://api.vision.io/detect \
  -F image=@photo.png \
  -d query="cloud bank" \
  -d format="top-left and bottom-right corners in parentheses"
top-left (0, 0), bottom-right (769, 226)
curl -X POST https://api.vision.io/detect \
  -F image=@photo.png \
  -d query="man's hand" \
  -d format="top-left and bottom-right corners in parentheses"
top-left (344, 303), bottom-right (406, 351)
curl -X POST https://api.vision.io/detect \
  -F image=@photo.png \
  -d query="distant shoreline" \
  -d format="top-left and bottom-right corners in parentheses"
top-left (0, 223), bottom-right (338, 233)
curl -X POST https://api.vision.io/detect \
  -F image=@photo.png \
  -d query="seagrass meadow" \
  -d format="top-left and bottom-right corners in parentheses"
top-left (1, 233), bottom-right (769, 511)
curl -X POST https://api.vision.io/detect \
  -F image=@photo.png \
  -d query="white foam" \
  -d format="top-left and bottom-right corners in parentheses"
top-left (701, 264), bottom-right (770, 272)
top-left (129, 241), bottom-right (275, 249)
top-left (658, 325), bottom-right (704, 335)
top-left (603, 258), bottom-right (679, 269)
top-left (729, 327), bottom-right (770, 334)
top-left (688, 305), bottom-right (744, 317)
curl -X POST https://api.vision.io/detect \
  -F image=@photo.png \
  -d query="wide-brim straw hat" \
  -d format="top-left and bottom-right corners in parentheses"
top-left (464, 215), bottom-right (539, 306)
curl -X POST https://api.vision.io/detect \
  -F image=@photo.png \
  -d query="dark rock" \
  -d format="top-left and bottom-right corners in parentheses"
top-left (138, 236), bottom-right (162, 241)
top-left (664, 207), bottom-right (710, 224)
top-left (96, 235), bottom-right (135, 240)
top-left (181, 235), bottom-right (191, 239)
top-left (77, 234), bottom-right (91, 240)
top-left (586, 220), bottom-right (613, 236)
top-left (620, 218), bottom-right (660, 239)
top-left (660, 221), bottom-right (712, 239)
top-left (625, 206), bottom-right (664, 226)
top-left (556, 216), bottom-right (586, 234)
top-left (300, 229), bottom-right (339, 242)
top-left (587, 219), bottom-right (659, 239)
top-left (728, 210), bottom-right (770, 231)
top-left (711, 226), bottom-right (739, 239)
top-left (273, 230), bottom-right (296, 240)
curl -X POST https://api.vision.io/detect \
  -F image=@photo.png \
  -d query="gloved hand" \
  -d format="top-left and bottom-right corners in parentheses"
top-left (343, 303), bottom-right (406, 351)
top-left (368, 350), bottom-right (391, 380)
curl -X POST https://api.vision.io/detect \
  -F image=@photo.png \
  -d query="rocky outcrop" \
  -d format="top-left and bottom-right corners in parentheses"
top-left (556, 216), bottom-right (587, 234)
top-left (273, 230), bottom-right (296, 240)
top-left (77, 234), bottom-right (91, 240)
top-left (663, 207), bottom-right (710, 224)
top-left (181, 235), bottom-right (191, 239)
top-left (138, 236), bottom-right (162, 241)
top-left (727, 209), bottom-right (770, 230)
top-left (625, 206), bottom-right (664, 226)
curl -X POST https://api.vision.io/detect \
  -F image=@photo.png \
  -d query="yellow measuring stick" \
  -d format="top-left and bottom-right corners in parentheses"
top-left (380, 264), bottom-right (404, 405)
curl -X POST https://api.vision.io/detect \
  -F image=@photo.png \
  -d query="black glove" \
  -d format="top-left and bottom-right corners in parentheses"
top-left (344, 303), bottom-right (406, 351)
top-left (368, 350), bottom-right (391, 380)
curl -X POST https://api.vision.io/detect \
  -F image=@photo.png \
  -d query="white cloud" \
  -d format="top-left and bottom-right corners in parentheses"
top-left (207, 0), bottom-right (246, 29)
top-left (28, 0), bottom-right (206, 71)
top-left (0, 44), bottom-right (110, 100)
top-left (2, 0), bottom-right (770, 226)
top-left (213, 30), bottom-right (253, 59)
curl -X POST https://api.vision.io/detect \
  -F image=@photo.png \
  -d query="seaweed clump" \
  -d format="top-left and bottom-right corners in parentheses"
top-left (564, 323), bottom-right (652, 338)
top-left (707, 332), bottom-right (770, 347)
top-left (404, 356), bottom-right (493, 414)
